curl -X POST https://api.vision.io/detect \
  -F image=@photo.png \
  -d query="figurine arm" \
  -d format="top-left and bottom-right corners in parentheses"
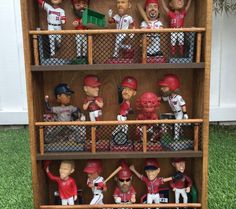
top-left (83, 100), bottom-right (92, 110)
top-left (161, 0), bottom-right (170, 14)
top-left (131, 194), bottom-right (136, 203)
top-left (38, 0), bottom-right (44, 7)
top-left (163, 176), bottom-right (173, 182)
top-left (185, 0), bottom-right (192, 12)
top-left (181, 105), bottom-right (188, 119)
top-left (71, 179), bottom-right (78, 200)
top-left (185, 175), bottom-right (192, 192)
top-left (60, 10), bottom-right (66, 24)
top-left (95, 99), bottom-right (104, 108)
top-left (129, 165), bottom-right (142, 179)
top-left (45, 95), bottom-right (52, 112)
top-left (108, 10), bottom-right (115, 24)
top-left (46, 167), bottom-right (60, 183)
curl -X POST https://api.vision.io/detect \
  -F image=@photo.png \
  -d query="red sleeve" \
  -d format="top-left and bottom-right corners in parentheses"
top-left (47, 171), bottom-right (60, 183)
top-left (38, 0), bottom-right (43, 6)
top-left (185, 175), bottom-right (192, 187)
top-left (130, 186), bottom-right (136, 194)
top-left (71, 178), bottom-right (78, 196)
top-left (167, 11), bottom-right (175, 18)
top-left (169, 180), bottom-right (175, 189)
top-left (96, 97), bottom-right (103, 103)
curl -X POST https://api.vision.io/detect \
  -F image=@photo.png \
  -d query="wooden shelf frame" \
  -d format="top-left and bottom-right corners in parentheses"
top-left (35, 119), bottom-right (203, 155)
top-left (40, 203), bottom-right (202, 208)
top-left (30, 28), bottom-right (205, 66)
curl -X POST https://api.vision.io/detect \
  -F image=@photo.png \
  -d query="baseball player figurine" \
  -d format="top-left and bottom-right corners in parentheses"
top-left (83, 75), bottom-right (103, 121)
top-left (170, 158), bottom-right (192, 208)
top-left (113, 160), bottom-right (136, 205)
top-left (44, 83), bottom-right (86, 143)
top-left (45, 160), bottom-right (78, 205)
top-left (108, 0), bottom-right (136, 58)
top-left (83, 159), bottom-right (107, 205)
top-left (38, 0), bottom-right (66, 57)
top-left (130, 159), bottom-right (175, 208)
top-left (161, 0), bottom-right (192, 55)
top-left (71, 0), bottom-right (88, 59)
top-left (140, 0), bottom-right (164, 57)
top-left (112, 76), bottom-right (137, 137)
top-left (158, 74), bottom-right (188, 140)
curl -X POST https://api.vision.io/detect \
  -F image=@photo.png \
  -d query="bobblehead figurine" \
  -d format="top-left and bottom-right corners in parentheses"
top-left (161, 0), bottom-right (192, 55)
top-left (45, 161), bottom-right (77, 205)
top-left (140, 0), bottom-right (164, 57)
top-left (112, 76), bottom-right (137, 139)
top-left (108, 0), bottom-right (136, 58)
top-left (158, 74), bottom-right (188, 140)
top-left (170, 158), bottom-right (192, 208)
top-left (71, 0), bottom-right (88, 59)
top-left (83, 75), bottom-right (103, 121)
top-left (113, 161), bottom-right (136, 204)
top-left (44, 83), bottom-right (86, 143)
top-left (83, 160), bottom-right (107, 205)
top-left (130, 159), bottom-right (174, 207)
top-left (38, 0), bottom-right (66, 57)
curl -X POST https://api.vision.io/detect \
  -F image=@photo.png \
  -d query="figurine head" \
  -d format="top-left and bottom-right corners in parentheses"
top-left (169, 0), bottom-right (185, 10)
top-left (115, 161), bottom-right (132, 193)
top-left (51, 0), bottom-right (63, 6)
top-left (83, 75), bottom-right (101, 97)
top-left (59, 160), bottom-right (75, 180)
top-left (172, 158), bottom-right (186, 173)
top-left (136, 92), bottom-right (160, 113)
top-left (84, 159), bottom-right (102, 180)
top-left (54, 83), bottom-right (74, 105)
top-left (71, 0), bottom-right (89, 18)
top-left (145, 0), bottom-right (159, 21)
top-left (144, 158), bottom-right (160, 181)
top-left (116, 0), bottom-right (131, 16)
top-left (159, 74), bottom-right (180, 96)
top-left (121, 76), bottom-right (137, 101)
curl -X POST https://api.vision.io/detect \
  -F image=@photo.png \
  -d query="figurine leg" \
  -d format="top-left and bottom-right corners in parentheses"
top-left (180, 189), bottom-right (188, 204)
top-left (49, 34), bottom-right (56, 57)
top-left (148, 35), bottom-right (161, 56)
top-left (82, 34), bottom-right (88, 57)
top-left (174, 112), bottom-right (184, 140)
top-left (170, 32), bottom-right (178, 55)
top-left (61, 197), bottom-right (74, 205)
top-left (113, 34), bottom-right (127, 58)
top-left (175, 189), bottom-right (181, 208)
top-left (178, 32), bottom-right (185, 56)
top-left (90, 194), bottom-right (103, 205)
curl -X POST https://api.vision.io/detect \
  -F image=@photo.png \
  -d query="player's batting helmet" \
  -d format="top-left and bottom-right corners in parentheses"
top-left (117, 160), bottom-right (132, 179)
top-left (144, 158), bottom-right (159, 170)
top-left (158, 74), bottom-right (180, 91)
top-left (121, 76), bottom-right (138, 90)
top-left (83, 159), bottom-right (102, 174)
top-left (54, 83), bottom-right (74, 97)
top-left (145, 0), bottom-right (159, 8)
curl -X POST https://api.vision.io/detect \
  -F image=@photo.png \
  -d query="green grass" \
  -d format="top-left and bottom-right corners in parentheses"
top-left (0, 125), bottom-right (235, 208)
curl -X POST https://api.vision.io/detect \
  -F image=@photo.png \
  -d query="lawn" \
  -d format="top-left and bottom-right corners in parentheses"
top-left (0, 125), bottom-right (235, 209)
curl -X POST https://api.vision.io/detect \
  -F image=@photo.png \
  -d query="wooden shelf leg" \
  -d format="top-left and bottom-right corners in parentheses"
top-left (142, 34), bottom-right (147, 64)
top-left (196, 33), bottom-right (202, 63)
top-left (194, 123), bottom-right (199, 151)
top-left (88, 35), bottom-right (93, 64)
top-left (39, 126), bottom-right (44, 154)
top-left (142, 125), bottom-right (147, 153)
top-left (91, 126), bottom-right (96, 153)
top-left (33, 34), bottom-right (39, 65)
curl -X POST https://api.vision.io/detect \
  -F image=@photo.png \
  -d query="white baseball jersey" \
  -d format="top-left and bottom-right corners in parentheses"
top-left (113, 14), bottom-right (134, 30)
top-left (140, 20), bottom-right (163, 30)
top-left (163, 94), bottom-right (186, 112)
top-left (51, 105), bottom-right (77, 121)
top-left (42, 2), bottom-right (65, 25)
top-left (87, 176), bottom-right (104, 195)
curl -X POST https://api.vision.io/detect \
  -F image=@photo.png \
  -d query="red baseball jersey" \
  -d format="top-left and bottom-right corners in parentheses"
top-left (47, 171), bottom-right (77, 199)
top-left (84, 97), bottom-right (103, 112)
top-left (113, 186), bottom-right (136, 202)
top-left (140, 175), bottom-right (164, 194)
top-left (170, 174), bottom-right (192, 189)
top-left (167, 9), bottom-right (187, 28)
top-left (119, 101), bottom-right (130, 116)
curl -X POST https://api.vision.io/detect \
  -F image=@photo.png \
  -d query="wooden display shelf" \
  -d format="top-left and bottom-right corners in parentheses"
top-left (31, 63), bottom-right (205, 71)
top-left (40, 203), bottom-right (202, 208)
top-left (36, 150), bottom-right (203, 160)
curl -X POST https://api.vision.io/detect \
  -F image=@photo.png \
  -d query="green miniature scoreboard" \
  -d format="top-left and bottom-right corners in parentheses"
top-left (82, 8), bottom-right (106, 28)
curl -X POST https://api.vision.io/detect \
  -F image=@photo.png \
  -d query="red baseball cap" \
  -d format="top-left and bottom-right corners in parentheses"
top-left (172, 158), bottom-right (186, 163)
top-left (117, 160), bottom-right (132, 179)
top-left (83, 75), bottom-right (101, 87)
top-left (83, 160), bottom-right (102, 174)
top-left (121, 76), bottom-right (137, 90)
top-left (145, 0), bottom-right (159, 8)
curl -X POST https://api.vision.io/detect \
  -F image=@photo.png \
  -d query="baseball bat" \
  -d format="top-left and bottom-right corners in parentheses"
top-left (104, 166), bottom-right (122, 183)
top-left (137, 3), bottom-right (149, 24)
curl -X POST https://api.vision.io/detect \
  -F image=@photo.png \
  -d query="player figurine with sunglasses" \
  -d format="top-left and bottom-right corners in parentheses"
top-left (113, 161), bottom-right (136, 205)
top-left (130, 159), bottom-right (181, 207)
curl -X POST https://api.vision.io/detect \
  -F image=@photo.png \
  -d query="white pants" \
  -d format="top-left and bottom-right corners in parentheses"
top-left (147, 35), bottom-right (161, 55)
top-left (89, 110), bottom-right (102, 122)
top-left (175, 188), bottom-right (188, 209)
top-left (174, 111), bottom-right (184, 140)
top-left (75, 34), bottom-right (87, 57)
top-left (48, 24), bottom-right (62, 56)
top-left (147, 193), bottom-right (160, 209)
top-left (61, 196), bottom-right (74, 205)
top-left (113, 34), bottom-right (131, 57)
top-left (90, 194), bottom-right (104, 205)
top-left (171, 32), bottom-right (184, 46)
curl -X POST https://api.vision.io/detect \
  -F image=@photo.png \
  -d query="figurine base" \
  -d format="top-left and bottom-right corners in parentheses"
top-left (169, 57), bottom-right (193, 64)
top-left (70, 57), bottom-right (88, 64)
top-left (161, 138), bottom-right (193, 151)
top-left (44, 141), bottom-right (85, 152)
top-left (146, 55), bottom-right (167, 63)
top-left (105, 58), bottom-right (134, 64)
top-left (110, 141), bottom-right (133, 152)
top-left (85, 139), bottom-right (110, 152)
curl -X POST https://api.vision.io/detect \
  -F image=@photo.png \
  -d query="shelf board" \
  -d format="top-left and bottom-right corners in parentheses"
top-left (31, 63), bottom-right (205, 72)
top-left (36, 151), bottom-right (203, 160)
